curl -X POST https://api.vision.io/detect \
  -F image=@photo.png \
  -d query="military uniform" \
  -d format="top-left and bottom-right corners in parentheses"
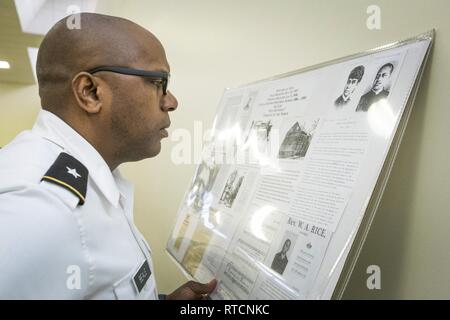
top-left (0, 110), bottom-right (158, 299)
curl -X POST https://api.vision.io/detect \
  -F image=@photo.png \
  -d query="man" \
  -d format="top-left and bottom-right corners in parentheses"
top-left (271, 239), bottom-right (291, 275)
top-left (334, 65), bottom-right (365, 107)
top-left (356, 63), bottom-right (394, 112)
top-left (0, 13), bottom-right (216, 299)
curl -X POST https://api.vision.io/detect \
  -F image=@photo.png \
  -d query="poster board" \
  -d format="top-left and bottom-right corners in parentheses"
top-left (166, 31), bottom-right (434, 300)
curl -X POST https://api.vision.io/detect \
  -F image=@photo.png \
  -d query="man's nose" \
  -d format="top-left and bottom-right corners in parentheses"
top-left (161, 90), bottom-right (178, 112)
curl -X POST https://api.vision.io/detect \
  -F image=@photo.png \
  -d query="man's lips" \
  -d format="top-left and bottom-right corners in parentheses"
top-left (160, 122), bottom-right (170, 138)
top-left (160, 129), bottom-right (169, 138)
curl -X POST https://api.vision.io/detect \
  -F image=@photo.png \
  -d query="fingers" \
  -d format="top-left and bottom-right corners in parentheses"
top-left (166, 279), bottom-right (217, 300)
top-left (186, 279), bottom-right (217, 295)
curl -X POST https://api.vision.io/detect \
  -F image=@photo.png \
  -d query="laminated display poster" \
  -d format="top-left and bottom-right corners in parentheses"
top-left (167, 31), bottom-right (434, 300)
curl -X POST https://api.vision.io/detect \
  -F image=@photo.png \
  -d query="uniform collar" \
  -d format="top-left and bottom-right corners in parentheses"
top-left (32, 109), bottom-right (126, 208)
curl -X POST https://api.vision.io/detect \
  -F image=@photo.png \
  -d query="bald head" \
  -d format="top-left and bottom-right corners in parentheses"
top-left (35, 13), bottom-right (178, 170)
top-left (37, 13), bottom-right (166, 114)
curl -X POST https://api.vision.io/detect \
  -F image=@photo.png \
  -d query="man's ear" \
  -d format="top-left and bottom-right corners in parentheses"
top-left (71, 72), bottom-right (105, 114)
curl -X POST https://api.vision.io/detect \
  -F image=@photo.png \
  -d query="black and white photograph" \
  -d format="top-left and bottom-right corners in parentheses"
top-left (270, 231), bottom-right (298, 276)
top-left (244, 120), bottom-right (273, 155)
top-left (187, 161), bottom-right (221, 211)
top-left (356, 61), bottom-right (397, 112)
top-left (219, 169), bottom-right (246, 208)
top-left (237, 90), bottom-right (259, 139)
top-left (334, 65), bottom-right (365, 108)
top-left (243, 90), bottom-right (258, 112)
top-left (278, 118), bottom-right (319, 160)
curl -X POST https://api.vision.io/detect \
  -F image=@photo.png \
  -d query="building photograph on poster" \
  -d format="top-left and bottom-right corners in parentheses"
top-left (244, 119), bottom-right (273, 155)
top-left (278, 118), bottom-right (320, 160)
top-left (1, 0), bottom-right (448, 305)
top-left (186, 160), bottom-right (221, 212)
top-left (218, 169), bottom-right (246, 209)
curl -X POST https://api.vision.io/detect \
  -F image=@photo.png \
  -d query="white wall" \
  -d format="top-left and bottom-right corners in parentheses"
top-left (1, 0), bottom-right (449, 298)
top-left (0, 84), bottom-right (40, 143)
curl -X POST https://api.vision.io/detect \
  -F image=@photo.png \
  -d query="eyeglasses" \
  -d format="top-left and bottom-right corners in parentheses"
top-left (88, 66), bottom-right (170, 95)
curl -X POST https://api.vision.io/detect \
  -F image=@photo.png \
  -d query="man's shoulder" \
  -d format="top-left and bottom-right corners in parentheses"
top-left (0, 130), bottom-right (62, 190)
top-left (0, 130), bottom-right (90, 208)
top-left (356, 91), bottom-right (373, 111)
top-left (380, 89), bottom-right (390, 98)
top-left (0, 133), bottom-right (93, 299)
top-left (335, 95), bottom-right (344, 106)
top-left (360, 90), bottom-right (374, 101)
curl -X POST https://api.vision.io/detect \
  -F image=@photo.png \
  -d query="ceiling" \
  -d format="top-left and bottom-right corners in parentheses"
top-left (0, 0), bottom-right (43, 84)
top-left (0, 0), bottom-right (98, 85)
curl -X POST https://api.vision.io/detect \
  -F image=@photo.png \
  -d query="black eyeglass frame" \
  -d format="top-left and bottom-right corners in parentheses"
top-left (87, 66), bottom-right (170, 95)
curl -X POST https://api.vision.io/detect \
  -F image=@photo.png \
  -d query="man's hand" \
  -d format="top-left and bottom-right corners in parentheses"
top-left (166, 279), bottom-right (217, 300)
